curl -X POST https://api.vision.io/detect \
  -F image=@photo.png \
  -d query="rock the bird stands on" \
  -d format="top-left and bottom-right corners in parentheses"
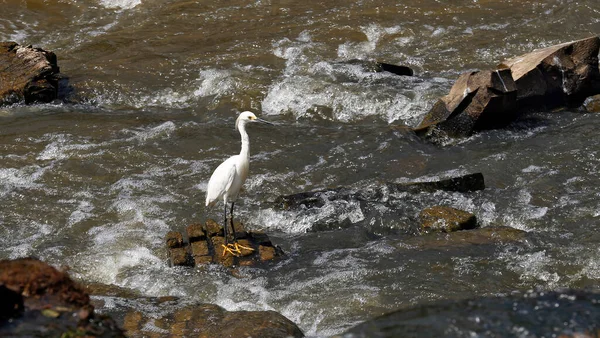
top-left (165, 220), bottom-right (283, 268)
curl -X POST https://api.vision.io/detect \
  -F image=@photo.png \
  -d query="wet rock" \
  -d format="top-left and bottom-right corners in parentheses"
top-left (419, 206), bottom-right (478, 233)
top-left (415, 68), bottom-right (517, 137)
top-left (339, 289), bottom-right (600, 338)
top-left (0, 257), bottom-right (125, 337)
top-left (275, 173), bottom-right (484, 210)
top-left (397, 226), bottom-right (527, 249)
top-left (499, 36), bottom-right (600, 109)
top-left (338, 59), bottom-right (414, 76)
top-left (583, 94), bottom-right (600, 113)
top-left (165, 220), bottom-right (284, 268)
top-left (0, 42), bottom-right (64, 105)
top-left (416, 36), bottom-right (600, 138)
top-left (165, 231), bottom-right (184, 248)
top-left (120, 298), bottom-right (304, 338)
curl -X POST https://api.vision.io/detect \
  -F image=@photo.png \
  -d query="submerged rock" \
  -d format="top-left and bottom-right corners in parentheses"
top-left (416, 36), bottom-right (600, 138)
top-left (166, 221), bottom-right (284, 268)
top-left (0, 257), bottom-right (125, 337)
top-left (419, 206), bottom-right (478, 233)
top-left (339, 289), bottom-right (600, 338)
top-left (118, 297), bottom-right (304, 338)
top-left (275, 173), bottom-right (485, 210)
top-left (398, 226), bottom-right (526, 249)
top-left (0, 42), bottom-right (64, 105)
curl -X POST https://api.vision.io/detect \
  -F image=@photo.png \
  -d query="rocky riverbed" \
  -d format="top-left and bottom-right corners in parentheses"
top-left (2, 0), bottom-right (600, 337)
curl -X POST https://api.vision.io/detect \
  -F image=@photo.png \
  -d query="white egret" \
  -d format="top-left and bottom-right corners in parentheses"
top-left (205, 111), bottom-right (273, 256)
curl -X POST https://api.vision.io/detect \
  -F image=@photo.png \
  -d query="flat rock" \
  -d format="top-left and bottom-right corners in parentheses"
top-left (419, 206), bottom-right (479, 233)
top-left (120, 298), bottom-right (304, 338)
top-left (415, 36), bottom-right (600, 138)
top-left (166, 221), bottom-right (284, 268)
top-left (275, 173), bottom-right (485, 210)
top-left (0, 42), bottom-right (63, 105)
top-left (0, 258), bottom-right (125, 337)
top-left (397, 226), bottom-right (527, 249)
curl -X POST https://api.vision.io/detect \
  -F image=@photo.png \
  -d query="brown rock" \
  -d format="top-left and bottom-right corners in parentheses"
top-left (186, 223), bottom-right (206, 242)
top-left (416, 36), bottom-right (600, 138)
top-left (584, 94), bottom-right (600, 112)
top-left (190, 240), bottom-right (210, 257)
top-left (168, 247), bottom-right (191, 267)
top-left (235, 239), bottom-right (255, 257)
top-left (121, 301), bottom-right (304, 338)
top-left (0, 258), bottom-right (125, 337)
top-left (500, 36), bottom-right (600, 108)
top-left (415, 68), bottom-right (517, 137)
top-left (165, 231), bottom-right (183, 248)
top-left (400, 226), bottom-right (527, 249)
top-left (419, 206), bottom-right (478, 233)
top-left (0, 42), bottom-right (63, 105)
top-left (205, 219), bottom-right (223, 237)
top-left (259, 245), bottom-right (276, 261)
top-left (211, 236), bottom-right (235, 267)
top-left (166, 220), bottom-right (284, 268)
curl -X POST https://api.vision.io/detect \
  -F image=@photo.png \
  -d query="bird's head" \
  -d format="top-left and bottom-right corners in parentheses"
top-left (235, 111), bottom-right (273, 130)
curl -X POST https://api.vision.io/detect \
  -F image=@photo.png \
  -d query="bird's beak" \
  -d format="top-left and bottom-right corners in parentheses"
top-left (255, 118), bottom-right (274, 125)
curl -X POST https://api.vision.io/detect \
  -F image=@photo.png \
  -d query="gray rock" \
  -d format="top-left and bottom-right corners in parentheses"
top-left (275, 173), bottom-right (485, 210)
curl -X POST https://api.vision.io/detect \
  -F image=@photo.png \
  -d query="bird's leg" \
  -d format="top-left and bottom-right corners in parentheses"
top-left (229, 202), bottom-right (254, 254)
top-left (221, 202), bottom-right (239, 257)
top-left (230, 202), bottom-right (236, 241)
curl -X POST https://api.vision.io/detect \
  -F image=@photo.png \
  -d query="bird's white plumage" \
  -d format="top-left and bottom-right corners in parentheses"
top-left (205, 111), bottom-right (265, 209)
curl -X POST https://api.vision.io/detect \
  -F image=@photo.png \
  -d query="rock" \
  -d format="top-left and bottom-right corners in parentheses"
top-left (499, 36), bottom-right (600, 108)
top-left (119, 298), bottom-right (304, 338)
top-left (389, 172), bottom-right (485, 194)
top-left (165, 221), bottom-right (284, 268)
top-left (0, 42), bottom-right (64, 105)
top-left (165, 231), bottom-right (184, 248)
top-left (415, 68), bottom-right (517, 137)
top-left (416, 36), bottom-right (600, 138)
top-left (398, 226), bottom-right (526, 249)
top-left (275, 173), bottom-right (485, 210)
top-left (0, 257), bottom-right (125, 337)
top-left (338, 289), bottom-right (600, 338)
top-left (583, 94), bottom-right (600, 112)
top-left (419, 206), bottom-right (478, 233)
top-left (337, 59), bottom-right (414, 76)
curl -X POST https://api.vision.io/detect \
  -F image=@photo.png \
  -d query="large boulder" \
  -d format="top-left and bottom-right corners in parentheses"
top-left (0, 42), bottom-right (63, 105)
top-left (500, 37), bottom-right (600, 108)
top-left (88, 294), bottom-right (305, 338)
top-left (339, 289), bottom-right (600, 338)
top-left (416, 36), bottom-right (600, 138)
top-left (0, 257), bottom-right (125, 337)
top-left (415, 69), bottom-right (517, 137)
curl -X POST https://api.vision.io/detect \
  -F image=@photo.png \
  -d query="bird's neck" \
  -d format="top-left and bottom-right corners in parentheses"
top-left (238, 123), bottom-right (250, 158)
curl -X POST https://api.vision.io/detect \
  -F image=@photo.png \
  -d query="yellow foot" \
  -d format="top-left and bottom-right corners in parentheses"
top-left (233, 242), bottom-right (255, 253)
top-left (222, 244), bottom-right (240, 257)
top-left (221, 242), bottom-right (255, 257)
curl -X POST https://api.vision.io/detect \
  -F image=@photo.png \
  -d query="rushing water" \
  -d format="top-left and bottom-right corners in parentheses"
top-left (2, 0), bottom-right (600, 336)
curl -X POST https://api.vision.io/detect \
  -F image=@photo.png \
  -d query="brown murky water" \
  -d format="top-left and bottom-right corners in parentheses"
top-left (1, 0), bottom-right (600, 336)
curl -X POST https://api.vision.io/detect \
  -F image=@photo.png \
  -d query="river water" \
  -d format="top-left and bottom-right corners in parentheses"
top-left (2, 0), bottom-right (600, 336)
